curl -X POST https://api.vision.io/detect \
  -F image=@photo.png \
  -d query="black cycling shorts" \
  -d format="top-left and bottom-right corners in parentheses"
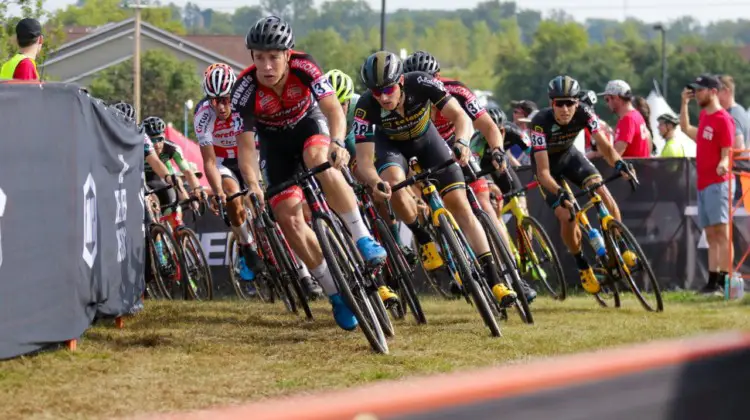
top-left (145, 171), bottom-right (176, 209)
top-left (258, 108), bottom-right (330, 197)
top-left (374, 124), bottom-right (464, 196)
top-left (532, 146), bottom-right (600, 208)
top-left (216, 158), bottom-right (246, 189)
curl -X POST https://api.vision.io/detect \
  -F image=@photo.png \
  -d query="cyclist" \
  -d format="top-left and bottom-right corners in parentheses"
top-left (111, 101), bottom-right (172, 181)
top-left (469, 107), bottom-right (537, 302)
top-left (354, 50), bottom-right (517, 308)
top-left (231, 16), bottom-right (387, 331)
top-left (195, 63), bottom-right (280, 295)
top-left (142, 116), bottom-right (205, 226)
top-left (577, 89), bottom-right (614, 160)
top-left (529, 75), bottom-right (634, 294)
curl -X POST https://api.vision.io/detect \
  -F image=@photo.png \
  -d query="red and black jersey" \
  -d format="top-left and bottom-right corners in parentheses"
top-left (431, 76), bottom-right (486, 140)
top-left (230, 50), bottom-right (335, 133)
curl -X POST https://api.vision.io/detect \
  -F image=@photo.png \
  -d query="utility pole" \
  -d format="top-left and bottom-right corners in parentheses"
top-left (126, 0), bottom-right (155, 122)
top-left (380, 0), bottom-right (386, 50)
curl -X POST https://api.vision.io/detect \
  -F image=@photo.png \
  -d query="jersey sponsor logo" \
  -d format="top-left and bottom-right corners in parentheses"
top-left (259, 94), bottom-right (274, 109)
top-left (311, 75), bottom-right (334, 98)
top-left (447, 83), bottom-right (473, 100)
top-left (417, 75), bottom-right (446, 92)
top-left (703, 125), bottom-right (714, 140)
top-left (354, 108), bottom-right (367, 119)
top-left (232, 77), bottom-right (252, 107)
top-left (287, 85), bottom-right (303, 99)
top-left (195, 111), bottom-right (210, 133)
top-left (291, 58), bottom-right (322, 79)
top-left (533, 125), bottom-right (544, 133)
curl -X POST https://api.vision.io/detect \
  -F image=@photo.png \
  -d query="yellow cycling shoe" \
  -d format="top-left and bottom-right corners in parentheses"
top-left (377, 285), bottom-right (399, 309)
top-left (492, 283), bottom-right (517, 309)
top-left (622, 250), bottom-right (638, 268)
top-left (420, 242), bottom-right (444, 271)
top-left (579, 267), bottom-right (601, 294)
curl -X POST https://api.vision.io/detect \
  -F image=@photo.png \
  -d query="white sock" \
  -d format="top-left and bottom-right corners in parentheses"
top-left (294, 251), bottom-right (311, 278)
top-left (231, 220), bottom-right (253, 245)
top-left (310, 260), bottom-right (337, 296)
top-left (340, 210), bottom-right (370, 242)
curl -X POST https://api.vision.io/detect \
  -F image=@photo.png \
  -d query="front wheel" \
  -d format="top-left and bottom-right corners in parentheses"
top-left (148, 223), bottom-right (188, 300)
top-left (313, 217), bottom-right (389, 354)
top-left (177, 228), bottom-right (214, 301)
top-left (517, 216), bottom-right (567, 300)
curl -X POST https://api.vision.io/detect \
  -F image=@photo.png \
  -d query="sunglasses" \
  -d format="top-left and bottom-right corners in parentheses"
top-left (211, 97), bottom-right (231, 106)
top-left (371, 84), bottom-right (397, 96)
top-left (553, 99), bottom-right (578, 108)
top-left (151, 135), bottom-right (166, 143)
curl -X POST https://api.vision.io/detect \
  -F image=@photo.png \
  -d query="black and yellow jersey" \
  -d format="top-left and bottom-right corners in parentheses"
top-left (352, 72), bottom-right (452, 143)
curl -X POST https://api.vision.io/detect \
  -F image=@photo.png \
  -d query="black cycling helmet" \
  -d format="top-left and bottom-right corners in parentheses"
top-left (361, 51), bottom-right (403, 90)
top-left (112, 101), bottom-right (135, 119)
top-left (245, 16), bottom-right (294, 51)
top-left (141, 116), bottom-right (166, 138)
top-left (548, 75), bottom-right (581, 99)
top-left (657, 113), bottom-right (679, 125)
top-left (486, 108), bottom-right (507, 126)
top-left (578, 90), bottom-right (598, 107)
top-left (403, 50), bottom-right (440, 76)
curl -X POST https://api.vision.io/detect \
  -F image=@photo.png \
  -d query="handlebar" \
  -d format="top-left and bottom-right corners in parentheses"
top-left (564, 166), bottom-right (639, 222)
top-left (265, 161), bottom-right (332, 200)
top-left (390, 159), bottom-right (455, 193)
top-left (216, 188), bottom-right (249, 227)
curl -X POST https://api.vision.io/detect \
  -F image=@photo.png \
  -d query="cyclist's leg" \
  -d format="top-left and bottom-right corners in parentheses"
top-left (220, 164), bottom-right (264, 278)
top-left (265, 147), bottom-right (357, 331)
top-left (376, 136), bottom-right (444, 272)
top-left (300, 115), bottom-right (386, 266)
top-left (423, 129), bottom-right (516, 306)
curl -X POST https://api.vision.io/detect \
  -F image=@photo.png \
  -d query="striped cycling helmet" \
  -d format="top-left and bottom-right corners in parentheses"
top-left (202, 63), bottom-right (236, 98)
top-left (361, 51), bottom-right (403, 90)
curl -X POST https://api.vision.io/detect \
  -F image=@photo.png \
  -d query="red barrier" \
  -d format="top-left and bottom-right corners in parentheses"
top-left (133, 331), bottom-right (750, 420)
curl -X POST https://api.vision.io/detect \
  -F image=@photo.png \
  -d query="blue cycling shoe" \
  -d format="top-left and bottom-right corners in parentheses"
top-left (356, 236), bottom-right (387, 267)
top-left (329, 293), bottom-right (358, 331)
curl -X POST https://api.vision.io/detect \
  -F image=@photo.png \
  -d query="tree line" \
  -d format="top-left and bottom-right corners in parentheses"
top-left (3, 0), bottom-right (750, 132)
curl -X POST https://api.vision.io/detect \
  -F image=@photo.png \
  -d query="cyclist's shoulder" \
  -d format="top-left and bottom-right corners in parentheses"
top-left (504, 121), bottom-right (524, 136)
top-left (288, 50), bottom-right (324, 78)
top-left (353, 91), bottom-right (377, 116)
top-left (406, 71), bottom-right (445, 89)
top-left (530, 108), bottom-right (554, 129)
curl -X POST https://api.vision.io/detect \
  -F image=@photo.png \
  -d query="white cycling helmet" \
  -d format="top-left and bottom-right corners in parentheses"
top-left (202, 63), bottom-right (236, 98)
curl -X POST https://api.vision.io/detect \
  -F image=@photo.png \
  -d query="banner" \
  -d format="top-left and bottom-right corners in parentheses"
top-left (193, 158), bottom-right (750, 298)
top-left (0, 83), bottom-right (145, 359)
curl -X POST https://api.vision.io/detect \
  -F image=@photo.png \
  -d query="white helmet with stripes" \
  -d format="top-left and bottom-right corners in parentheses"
top-left (202, 63), bottom-right (236, 98)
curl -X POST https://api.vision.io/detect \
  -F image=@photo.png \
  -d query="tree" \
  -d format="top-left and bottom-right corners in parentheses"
top-left (53, 0), bottom-right (186, 35)
top-left (1, 0), bottom-right (64, 66)
top-left (88, 50), bottom-right (202, 136)
top-left (232, 6), bottom-right (264, 35)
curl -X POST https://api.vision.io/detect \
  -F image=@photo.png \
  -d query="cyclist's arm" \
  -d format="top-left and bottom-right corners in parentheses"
top-left (171, 149), bottom-right (201, 191)
top-left (533, 151), bottom-right (563, 195)
top-left (319, 94), bottom-right (347, 143)
top-left (146, 152), bottom-right (170, 179)
top-left (474, 112), bottom-right (504, 151)
top-left (200, 145), bottom-right (223, 195)
top-left (440, 98), bottom-right (473, 142)
top-left (237, 131), bottom-right (261, 188)
top-left (355, 142), bottom-right (380, 186)
top-left (593, 129), bottom-right (622, 167)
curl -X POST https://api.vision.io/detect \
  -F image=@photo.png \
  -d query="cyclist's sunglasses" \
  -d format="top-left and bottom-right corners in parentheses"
top-left (151, 135), bottom-right (166, 143)
top-left (371, 84), bottom-right (397, 96)
top-left (553, 99), bottom-right (578, 108)
top-left (211, 97), bottom-right (231, 106)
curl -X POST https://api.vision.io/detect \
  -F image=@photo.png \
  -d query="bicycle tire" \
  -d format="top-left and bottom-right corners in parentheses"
top-left (605, 219), bottom-right (664, 312)
top-left (583, 237), bottom-right (622, 308)
top-left (518, 216), bottom-right (567, 300)
top-left (149, 223), bottom-right (188, 300)
top-left (177, 228), bottom-right (214, 301)
top-left (313, 217), bottom-right (389, 354)
top-left (437, 213), bottom-right (501, 337)
top-left (144, 231), bottom-right (166, 300)
top-left (477, 211), bottom-right (533, 324)
top-left (375, 219), bottom-right (426, 324)
top-left (369, 290), bottom-right (395, 337)
top-left (265, 218), bottom-right (313, 320)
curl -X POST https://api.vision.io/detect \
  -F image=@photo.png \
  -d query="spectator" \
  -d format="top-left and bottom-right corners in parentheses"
top-left (717, 75), bottom-right (749, 201)
top-left (632, 96), bottom-right (656, 155)
top-left (599, 80), bottom-right (651, 158)
top-left (680, 74), bottom-right (736, 294)
top-left (657, 113), bottom-right (688, 157)
top-left (510, 99), bottom-right (537, 130)
top-left (0, 18), bottom-right (43, 81)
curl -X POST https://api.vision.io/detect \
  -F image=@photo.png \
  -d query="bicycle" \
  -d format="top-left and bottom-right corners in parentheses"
top-left (352, 175), bottom-right (426, 325)
top-left (143, 181), bottom-right (190, 300)
top-left (158, 187), bottom-right (213, 301)
top-left (389, 158), bottom-right (502, 337)
top-left (460, 148), bottom-right (533, 324)
top-left (486, 166), bottom-right (567, 301)
top-left (564, 170), bottom-right (663, 312)
top-left (266, 161), bottom-right (390, 353)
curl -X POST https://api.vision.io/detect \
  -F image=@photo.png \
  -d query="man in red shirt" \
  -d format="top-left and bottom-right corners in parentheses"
top-left (0, 18), bottom-right (43, 81)
top-left (599, 80), bottom-right (651, 158)
top-left (680, 74), bottom-right (736, 294)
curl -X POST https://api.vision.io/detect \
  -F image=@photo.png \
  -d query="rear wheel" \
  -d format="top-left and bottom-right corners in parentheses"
top-left (228, 233), bottom-right (272, 301)
top-left (148, 223), bottom-right (188, 300)
top-left (265, 217), bottom-right (313, 320)
top-left (438, 213), bottom-right (501, 337)
top-left (314, 217), bottom-right (388, 354)
top-left (177, 228), bottom-right (213, 301)
top-left (517, 216), bottom-right (567, 300)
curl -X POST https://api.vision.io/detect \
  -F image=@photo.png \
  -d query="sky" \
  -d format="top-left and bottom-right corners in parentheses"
top-left (30, 0), bottom-right (750, 25)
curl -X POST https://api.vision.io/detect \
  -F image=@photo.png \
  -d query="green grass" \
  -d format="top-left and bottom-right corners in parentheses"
top-left (1, 293), bottom-right (749, 420)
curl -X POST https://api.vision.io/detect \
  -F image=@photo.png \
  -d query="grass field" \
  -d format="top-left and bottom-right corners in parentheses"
top-left (1, 293), bottom-right (749, 420)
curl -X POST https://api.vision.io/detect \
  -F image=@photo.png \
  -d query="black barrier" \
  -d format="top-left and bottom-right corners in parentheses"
top-left (0, 83), bottom-right (145, 359)
top-left (192, 158), bottom-right (750, 297)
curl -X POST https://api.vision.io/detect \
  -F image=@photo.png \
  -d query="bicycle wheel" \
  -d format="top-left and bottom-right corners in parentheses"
top-left (582, 237), bottom-right (622, 308)
top-left (369, 287), bottom-right (395, 337)
top-left (477, 211), bottom-right (533, 324)
top-left (265, 217), bottom-right (313, 320)
top-left (375, 218), bottom-right (426, 324)
top-left (605, 219), bottom-right (664, 312)
top-left (144, 233), bottom-right (165, 300)
top-left (148, 223), bottom-right (188, 300)
top-left (313, 217), bottom-right (389, 354)
top-left (437, 213), bottom-right (501, 337)
top-left (228, 233), bottom-right (272, 301)
top-left (177, 228), bottom-right (214, 301)
top-left (517, 216), bottom-right (567, 300)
